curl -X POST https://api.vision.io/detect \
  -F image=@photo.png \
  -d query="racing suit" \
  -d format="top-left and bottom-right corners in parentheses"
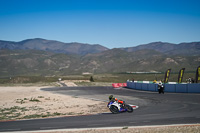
top-left (110, 97), bottom-right (125, 108)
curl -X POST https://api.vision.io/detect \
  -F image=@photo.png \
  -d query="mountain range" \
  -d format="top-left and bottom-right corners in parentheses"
top-left (0, 38), bottom-right (199, 76)
top-left (0, 38), bottom-right (109, 55)
top-left (1, 38), bottom-right (200, 56)
top-left (122, 41), bottom-right (200, 56)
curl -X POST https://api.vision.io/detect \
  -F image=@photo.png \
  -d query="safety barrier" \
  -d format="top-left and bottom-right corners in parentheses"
top-left (127, 81), bottom-right (200, 93)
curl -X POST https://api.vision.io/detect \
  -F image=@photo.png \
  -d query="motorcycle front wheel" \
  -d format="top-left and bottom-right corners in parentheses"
top-left (126, 105), bottom-right (133, 113)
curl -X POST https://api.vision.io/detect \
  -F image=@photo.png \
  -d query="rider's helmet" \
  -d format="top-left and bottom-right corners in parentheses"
top-left (158, 80), bottom-right (162, 85)
top-left (109, 95), bottom-right (114, 100)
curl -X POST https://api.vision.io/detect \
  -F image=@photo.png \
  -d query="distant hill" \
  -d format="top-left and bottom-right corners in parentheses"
top-left (0, 39), bottom-right (199, 76)
top-left (0, 49), bottom-right (199, 76)
top-left (1, 39), bottom-right (200, 56)
top-left (81, 48), bottom-right (199, 73)
top-left (123, 41), bottom-right (200, 56)
top-left (0, 38), bottom-right (109, 55)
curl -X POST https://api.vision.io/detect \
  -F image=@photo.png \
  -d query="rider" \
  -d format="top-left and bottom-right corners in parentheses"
top-left (109, 95), bottom-right (125, 108)
top-left (158, 80), bottom-right (164, 94)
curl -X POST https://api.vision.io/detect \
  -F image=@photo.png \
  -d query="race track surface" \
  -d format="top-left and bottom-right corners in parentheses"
top-left (1, 86), bottom-right (200, 132)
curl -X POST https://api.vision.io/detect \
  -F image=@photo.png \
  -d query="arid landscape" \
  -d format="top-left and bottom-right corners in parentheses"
top-left (1, 0), bottom-right (200, 132)
top-left (0, 85), bottom-right (109, 121)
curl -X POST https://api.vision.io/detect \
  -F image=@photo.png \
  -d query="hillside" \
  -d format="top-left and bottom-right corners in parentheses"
top-left (0, 39), bottom-right (199, 76)
top-left (0, 49), bottom-right (199, 77)
top-left (0, 50), bottom-right (80, 76)
top-left (123, 41), bottom-right (200, 56)
top-left (0, 38), bottom-right (109, 55)
top-left (1, 39), bottom-right (200, 56)
top-left (81, 48), bottom-right (199, 73)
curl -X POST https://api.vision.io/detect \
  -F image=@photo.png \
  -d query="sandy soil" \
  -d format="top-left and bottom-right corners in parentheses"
top-left (59, 80), bottom-right (90, 87)
top-left (0, 86), bottom-right (109, 120)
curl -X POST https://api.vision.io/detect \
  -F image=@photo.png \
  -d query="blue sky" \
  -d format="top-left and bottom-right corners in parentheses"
top-left (0, 0), bottom-right (200, 48)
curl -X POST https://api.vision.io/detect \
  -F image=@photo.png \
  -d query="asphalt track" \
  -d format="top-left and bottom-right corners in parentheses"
top-left (1, 86), bottom-right (200, 132)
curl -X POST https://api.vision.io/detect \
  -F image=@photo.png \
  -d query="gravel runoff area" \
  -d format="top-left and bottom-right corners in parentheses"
top-left (0, 86), bottom-right (109, 120)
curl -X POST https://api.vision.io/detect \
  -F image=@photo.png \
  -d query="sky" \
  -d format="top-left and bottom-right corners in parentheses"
top-left (0, 0), bottom-right (200, 48)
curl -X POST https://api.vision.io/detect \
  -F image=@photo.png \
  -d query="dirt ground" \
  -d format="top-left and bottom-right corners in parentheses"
top-left (0, 86), bottom-right (109, 120)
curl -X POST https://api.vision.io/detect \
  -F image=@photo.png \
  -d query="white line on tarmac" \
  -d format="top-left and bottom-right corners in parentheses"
top-left (39, 126), bottom-right (67, 130)
top-left (129, 121), bottom-right (137, 124)
top-left (87, 124), bottom-right (104, 126)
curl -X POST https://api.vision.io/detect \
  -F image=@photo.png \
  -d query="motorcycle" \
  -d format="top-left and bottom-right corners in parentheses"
top-left (107, 101), bottom-right (133, 114)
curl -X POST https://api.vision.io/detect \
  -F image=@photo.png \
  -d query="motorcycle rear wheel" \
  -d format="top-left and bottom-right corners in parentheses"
top-left (110, 105), bottom-right (119, 114)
